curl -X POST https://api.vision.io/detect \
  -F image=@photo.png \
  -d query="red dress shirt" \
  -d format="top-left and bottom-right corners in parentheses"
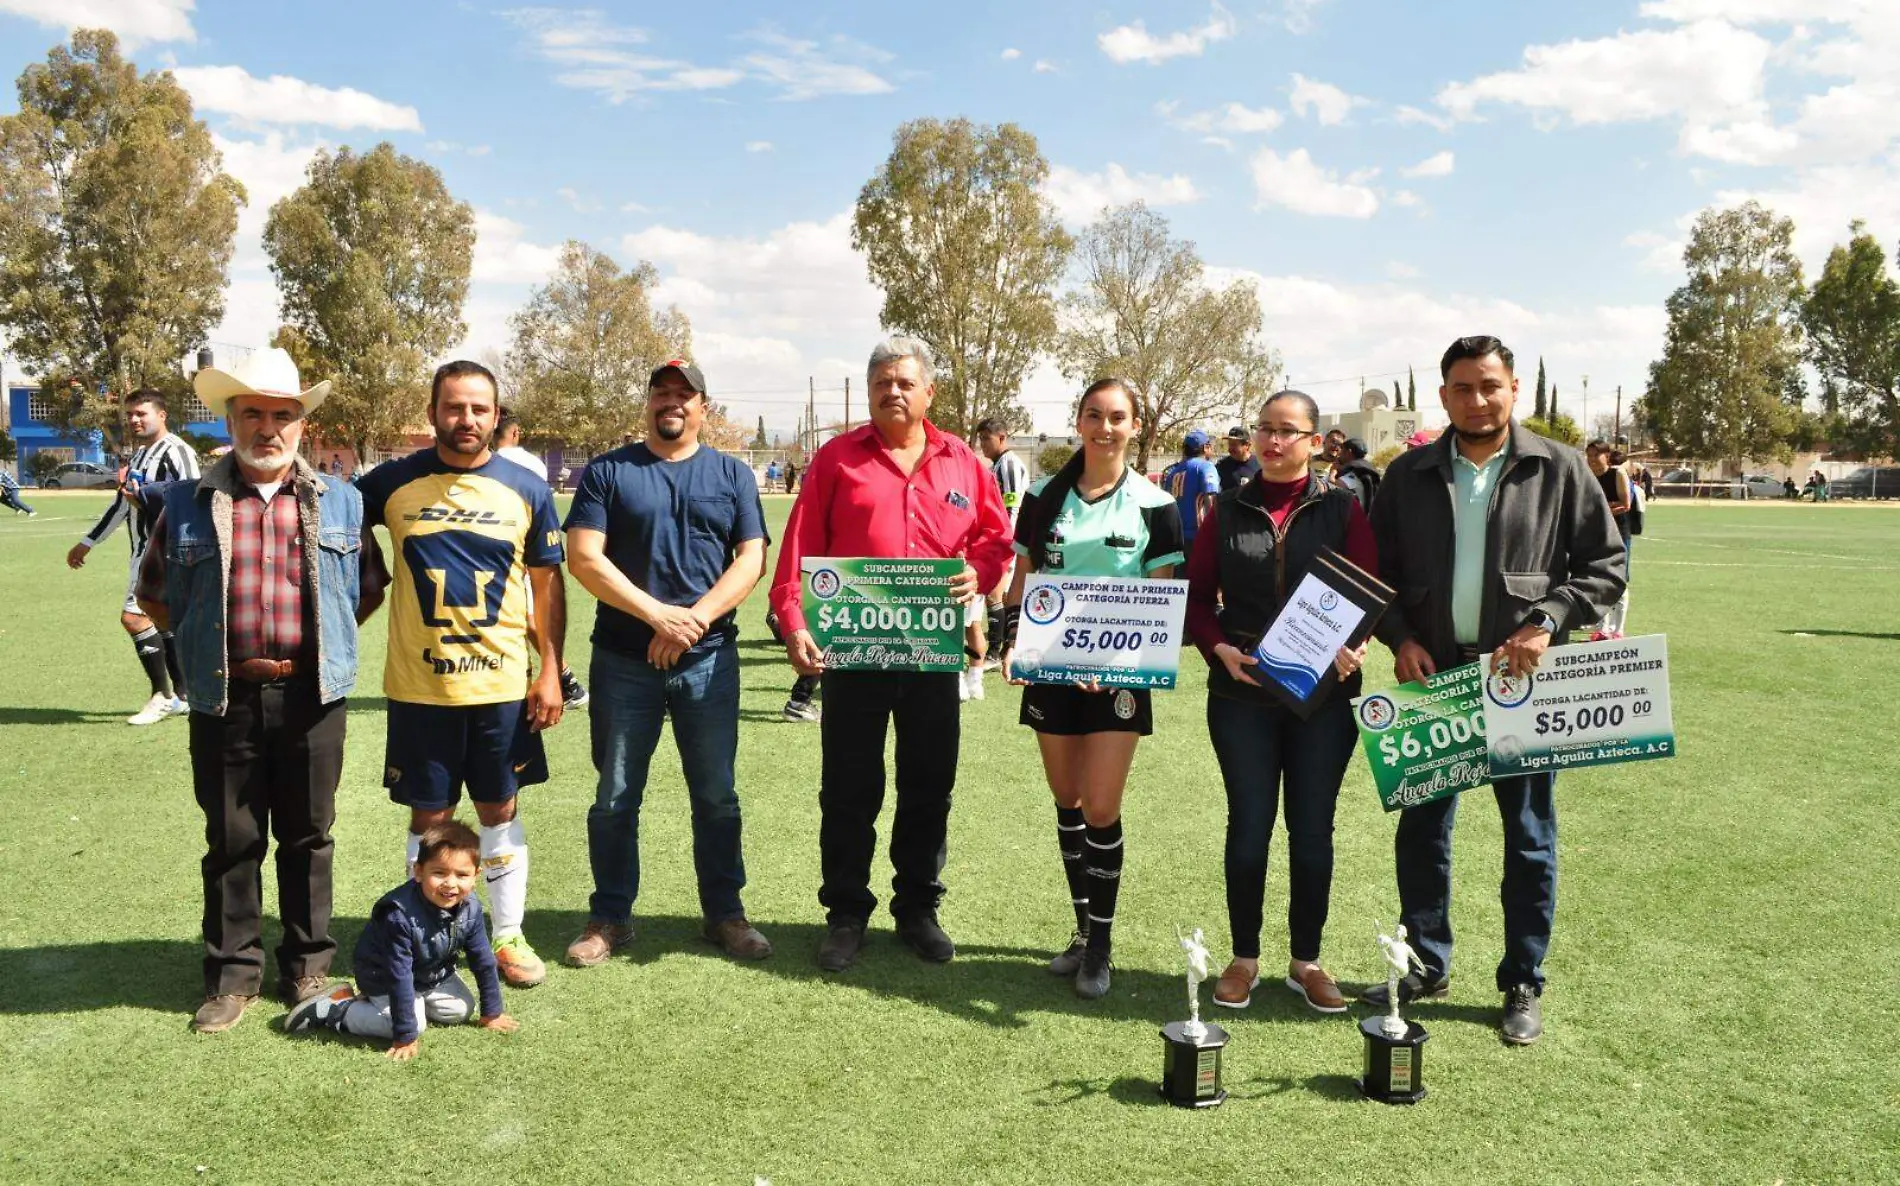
top-left (769, 421), bottom-right (1014, 634)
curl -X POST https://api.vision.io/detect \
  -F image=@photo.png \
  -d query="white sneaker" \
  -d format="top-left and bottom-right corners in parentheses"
top-left (166, 697), bottom-right (191, 718)
top-left (127, 693), bottom-right (172, 726)
top-left (966, 668), bottom-right (985, 701)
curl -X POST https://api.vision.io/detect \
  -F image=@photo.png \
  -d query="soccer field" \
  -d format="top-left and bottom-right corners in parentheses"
top-left (1, 494), bottom-right (1895, 1184)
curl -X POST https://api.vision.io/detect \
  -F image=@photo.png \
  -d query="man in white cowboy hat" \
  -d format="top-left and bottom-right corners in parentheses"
top-left (136, 347), bottom-right (389, 1033)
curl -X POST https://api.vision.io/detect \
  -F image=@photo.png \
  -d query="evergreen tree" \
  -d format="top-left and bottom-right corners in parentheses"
top-left (1549, 383), bottom-right (1558, 422)
top-left (1534, 357), bottom-right (1548, 419)
top-left (1406, 366), bottom-right (1417, 410)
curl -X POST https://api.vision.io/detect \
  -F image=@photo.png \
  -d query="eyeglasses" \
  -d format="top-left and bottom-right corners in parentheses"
top-left (1252, 425), bottom-right (1316, 443)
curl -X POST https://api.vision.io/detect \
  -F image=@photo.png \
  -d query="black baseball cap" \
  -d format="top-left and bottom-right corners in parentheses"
top-left (1226, 425), bottom-right (1248, 441)
top-left (649, 359), bottom-right (706, 394)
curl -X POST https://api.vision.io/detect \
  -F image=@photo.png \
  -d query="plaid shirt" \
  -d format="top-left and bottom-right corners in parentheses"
top-left (139, 480), bottom-right (387, 663)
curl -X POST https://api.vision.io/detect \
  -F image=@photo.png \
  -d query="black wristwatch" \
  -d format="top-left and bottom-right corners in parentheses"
top-left (1525, 610), bottom-right (1558, 636)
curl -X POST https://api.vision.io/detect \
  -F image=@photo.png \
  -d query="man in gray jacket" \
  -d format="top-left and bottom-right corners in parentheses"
top-left (1364, 335), bottom-right (1624, 1046)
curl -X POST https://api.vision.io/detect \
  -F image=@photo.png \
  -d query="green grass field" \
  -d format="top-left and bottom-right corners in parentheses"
top-left (2, 493), bottom-right (1896, 1184)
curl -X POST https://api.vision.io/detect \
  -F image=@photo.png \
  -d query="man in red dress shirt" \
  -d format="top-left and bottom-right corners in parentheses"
top-left (769, 338), bottom-right (1013, 971)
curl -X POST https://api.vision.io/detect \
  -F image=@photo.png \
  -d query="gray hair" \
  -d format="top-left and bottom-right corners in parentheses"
top-left (866, 337), bottom-right (934, 387)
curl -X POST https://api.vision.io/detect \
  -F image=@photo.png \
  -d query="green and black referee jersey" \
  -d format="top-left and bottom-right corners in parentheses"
top-left (1013, 468), bottom-right (1184, 736)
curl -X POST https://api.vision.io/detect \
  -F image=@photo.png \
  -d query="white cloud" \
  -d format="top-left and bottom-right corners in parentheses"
top-left (619, 211), bottom-right (885, 423)
top-left (212, 132), bottom-right (322, 252)
top-left (1400, 150), bottom-right (1455, 179)
top-left (1043, 162), bottom-right (1201, 225)
top-left (1033, 59), bottom-right (1059, 74)
top-left (1000, 47), bottom-right (1021, 61)
top-left (1280, 0), bottom-right (1333, 34)
top-left (1250, 147), bottom-right (1380, 219)
top-left (472, 209), bottom-right (563, 284)
top-left (427, 140), bottom-right (493, 157)
top-left (1386, 261), bottom-right (1421, 280)
top-left (745, 140), bottom-right (773, 153)
top-left (1289, 73), bottom-right (1368, 126)
top-left (1394, 104), bottom-right (1454, 132)
top-left (0, 0), bottom-right (195, 48)
top-left (171, 65), bottom-right (421, 132)
top-left (506, 11), bottom-right (894, 103)
top-left (556, 187), bottom-right (602, 214)
top-left (1161, 100), bottom-right (1283, 136)
top-left (1098, 3), bottom-right (1235, 65)
top-left (621, 201), bottom-right (653, 215)
top-left (1436, 21), bottom-right (1773, 128)
top-left (741, 30), bottom-right (895, 101)
top-left (1623, 230), bottom-right (1683, 272)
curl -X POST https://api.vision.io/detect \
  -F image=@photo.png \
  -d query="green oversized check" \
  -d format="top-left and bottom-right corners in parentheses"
top-left (1352, 662), bottom-right (1490, 812)
top-left (801, 557), bottom-right (965, 672)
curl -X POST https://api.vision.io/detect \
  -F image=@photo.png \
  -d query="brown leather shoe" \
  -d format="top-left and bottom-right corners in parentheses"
top-left (279, 975), bottom-right (331, 1004)
top-left (564, 920), bottom-right (634, 968)
top-left (704, 917), bottom-right (773, 960)
top-left (1213, 961), bottom-right (1260, 1009)
top-left (191, 993), bottom-right (257, 1033)
top-left (1285, 963), bottom-right (1347, 1013)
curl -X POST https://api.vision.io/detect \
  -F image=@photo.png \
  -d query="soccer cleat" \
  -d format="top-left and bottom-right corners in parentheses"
top-left (559, 668), bottom-right (590, 709)
top-left (782, 698), bottom-right (821, 723)
top-left (284, 983), bottom-right (357, 1034)
top-left (1047, 931), bottom-right (1088, 976)
top-left (127, 693), bottom-right (173, 726)
top-left (493, 934), bottom-right (548, 987)
top-left (1074, 949), bottom-right (1113, 1000)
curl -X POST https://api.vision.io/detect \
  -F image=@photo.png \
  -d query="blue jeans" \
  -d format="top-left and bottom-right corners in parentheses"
top-left (586, 644), bottom-right (746, 924)
top-left (1394, 773), bottom-right (1557, 993)
top-left (1207, 693), bottom-right (1358, 961)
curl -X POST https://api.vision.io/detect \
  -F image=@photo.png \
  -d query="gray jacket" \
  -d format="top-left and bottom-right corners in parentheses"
top-left (1370, 424), bottom-right (1626, 667)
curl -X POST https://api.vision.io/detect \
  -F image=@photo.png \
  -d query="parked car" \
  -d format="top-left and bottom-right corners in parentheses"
top-left (40, 461), bottom-right (118, 489)
top-left (1830, 466), bottom-right (1900, 500)
top-left (1738, 473), bottom-right (1783, 499)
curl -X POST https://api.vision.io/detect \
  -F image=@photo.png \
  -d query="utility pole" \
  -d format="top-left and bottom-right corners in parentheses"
top-left (1614, 385), bottom-right (1623, 445)
top-left (1581, 374), bottom-right (1590, 438)
top-left (808, 376), bottom-right (816, 452)
top-left (844, 377), bottom-right (851, 431)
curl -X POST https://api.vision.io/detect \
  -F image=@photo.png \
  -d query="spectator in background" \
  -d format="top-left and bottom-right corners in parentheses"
top-left (1782, 476), bottom-right (1798, 500)
top-left (784, 461), bottom-right (798, 493)
top-left (1, 467), bottom-right (35, 516)
top-left (1160, 429), bottom-right (1221, 550)
top-left (1332, 437), bottom-right (1381, 510)
top-left (765, 459), bottom-right (781, 489)
top-left (1214, 425), bottom-right (1260, 493)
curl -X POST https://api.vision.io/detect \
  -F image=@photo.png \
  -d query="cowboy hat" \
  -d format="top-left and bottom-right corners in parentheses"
top-left (192, 347), bottom-right (331, 414)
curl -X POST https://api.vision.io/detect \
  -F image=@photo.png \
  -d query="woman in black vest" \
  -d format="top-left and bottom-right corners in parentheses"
top-left (1183, 390), bottom-right (1379, 1014)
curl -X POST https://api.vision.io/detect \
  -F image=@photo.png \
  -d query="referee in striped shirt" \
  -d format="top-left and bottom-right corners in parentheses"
top-left (64, 388), bottom-right (201, 725)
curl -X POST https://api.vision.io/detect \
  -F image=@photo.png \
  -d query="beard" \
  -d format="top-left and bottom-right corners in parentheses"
top-left (436, 425), bottom-right (488, 455)
top-left (233, 439), bottom-right (290, 471)
top-left (1453, 421), bottom-right (1507, 442)
top-left (653, 417), bottom-right (686, 442)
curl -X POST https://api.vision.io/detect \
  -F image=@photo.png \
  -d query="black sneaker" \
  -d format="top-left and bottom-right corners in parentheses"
top-left (895, 914), bottom-right (956, 963)
top-left (1501, 983), bottom-right (1543, 1045)
top-left (782, 697), bottom-right (821, 723)
top-left (559, 668), bottom-right (589, 709)
top-left (1359, 971), bottom-right (1450, 1009)
top-left (1047, 931), bottom-right (1087, 976)
top-left (817, 922), bottom-right (865, 973)
top-left (284, 983), bottom-right (356, 1034)
top-left (1074, 948), bottom-right (1112, 999)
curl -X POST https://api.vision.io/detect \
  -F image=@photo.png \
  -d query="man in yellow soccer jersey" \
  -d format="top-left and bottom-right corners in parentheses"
top-left (357, 360), bottom-right (568, 988)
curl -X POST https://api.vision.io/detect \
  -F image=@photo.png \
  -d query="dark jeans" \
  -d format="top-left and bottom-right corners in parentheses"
top-left (1207, 692), bottom-right (1359, 961)
top-left (818, 670), bottom-right (959, 925)
top-left (1, 487), bottom-right (32, 514)
top-left (188, 681), bottom-right (343, 995)
top-left (1394, 773), bottom-right (1558, 992)
top-left (587, 645), bottom-right (745, 924)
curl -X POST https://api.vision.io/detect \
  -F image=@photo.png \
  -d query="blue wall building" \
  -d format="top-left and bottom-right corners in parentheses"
top-left (7, 384), bottom-right (229, 472)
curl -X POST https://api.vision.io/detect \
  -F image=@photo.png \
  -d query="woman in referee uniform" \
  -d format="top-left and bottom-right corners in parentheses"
top-left (1000, 378), bottom-right (1184, 1000)
top-left (1184, 389), bottom-right (1376, 1015)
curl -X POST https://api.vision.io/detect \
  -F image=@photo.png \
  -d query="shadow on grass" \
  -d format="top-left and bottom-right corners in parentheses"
top-left (519, 910), bottom-right (1197, 1030)
top-left (0, 707), bottom-right (144, 726)
top-left (1779, 629), bottom-right (1900, 641)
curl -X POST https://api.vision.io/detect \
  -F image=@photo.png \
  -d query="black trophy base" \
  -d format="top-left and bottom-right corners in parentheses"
top-left (1159, 1020), bottom-right (1229, 1108)
top-left (1358, 1015), bottom-right (1429, 1104)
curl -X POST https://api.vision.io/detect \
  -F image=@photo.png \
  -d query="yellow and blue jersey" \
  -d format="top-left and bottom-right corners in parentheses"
top-left (359, 451), bottom-right (564, 707)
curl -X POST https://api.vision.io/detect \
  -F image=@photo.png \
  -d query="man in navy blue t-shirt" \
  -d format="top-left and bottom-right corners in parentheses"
top-left (560, 360), bottom-right (771, 966)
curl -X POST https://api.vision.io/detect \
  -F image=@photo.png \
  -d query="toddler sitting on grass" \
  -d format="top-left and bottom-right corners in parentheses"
top-left (288, 821), bottom-right (518, 1059)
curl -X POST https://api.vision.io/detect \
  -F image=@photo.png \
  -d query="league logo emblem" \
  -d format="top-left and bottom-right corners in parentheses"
top-left (1319, 590), bottom-right (1340, 612)
top-left (1358, 695), bottom-right (1397, 731)
top-left (1025, 585), bottom-right (1065, 625)
top-left (1485, 664), bottom-right (1534, 708)
top-left (810, 567), bottom-right (842, 600)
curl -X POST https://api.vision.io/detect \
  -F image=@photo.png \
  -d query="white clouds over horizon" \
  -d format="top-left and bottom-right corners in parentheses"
top-left (1288, 73), bottom-right (1368, 126)
top-left (173, 65), bottom-right (421, 131)
top-left (1400, 150), bottom-right (1455, 178)
top-left (1044, 162), bottom-right (1202, 225)
top-left (0, 0), bottom-right (194, 48)
top-left (1098, 3), bottom-right (1235, 65)
top-left (1250, 148), bottom-right (1379, 218)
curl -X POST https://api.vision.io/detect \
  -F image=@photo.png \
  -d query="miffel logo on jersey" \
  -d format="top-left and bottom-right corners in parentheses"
top-left (402, 531), bottom-right (518, 644)
top-left (403, 506), bottom-right (519, 526)
top-left (420, 647), bottom-right (504, 675)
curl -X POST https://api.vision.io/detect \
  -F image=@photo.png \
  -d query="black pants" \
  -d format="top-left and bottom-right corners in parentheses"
top-left (188, 681), bottom-right (344, 995)
top-left (817, 670), bottom-right (959, 925)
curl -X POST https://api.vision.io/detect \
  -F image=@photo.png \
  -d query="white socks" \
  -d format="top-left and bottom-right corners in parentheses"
top-left (479, 820), bottom-right (528, 939)
top-left (404, 831), bottom-right (422, 877)
top-left (1605, 591), bottom-right (1630, 635)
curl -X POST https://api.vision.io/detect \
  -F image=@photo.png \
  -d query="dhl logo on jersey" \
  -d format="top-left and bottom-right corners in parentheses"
top-left (402, 506), bottom-right (519, 527)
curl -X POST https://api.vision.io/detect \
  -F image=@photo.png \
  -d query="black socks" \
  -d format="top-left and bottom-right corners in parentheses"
top-left (132, 626), bottom-right (171, 697)
top-left (1083, 818), bottom-right (1124, 953)
top-left (1056, 806), bottom-right (1089, 934)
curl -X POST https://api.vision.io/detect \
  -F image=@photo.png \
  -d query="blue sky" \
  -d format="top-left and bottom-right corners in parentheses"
top-left (3, 0), bottom-right (1896, 435)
